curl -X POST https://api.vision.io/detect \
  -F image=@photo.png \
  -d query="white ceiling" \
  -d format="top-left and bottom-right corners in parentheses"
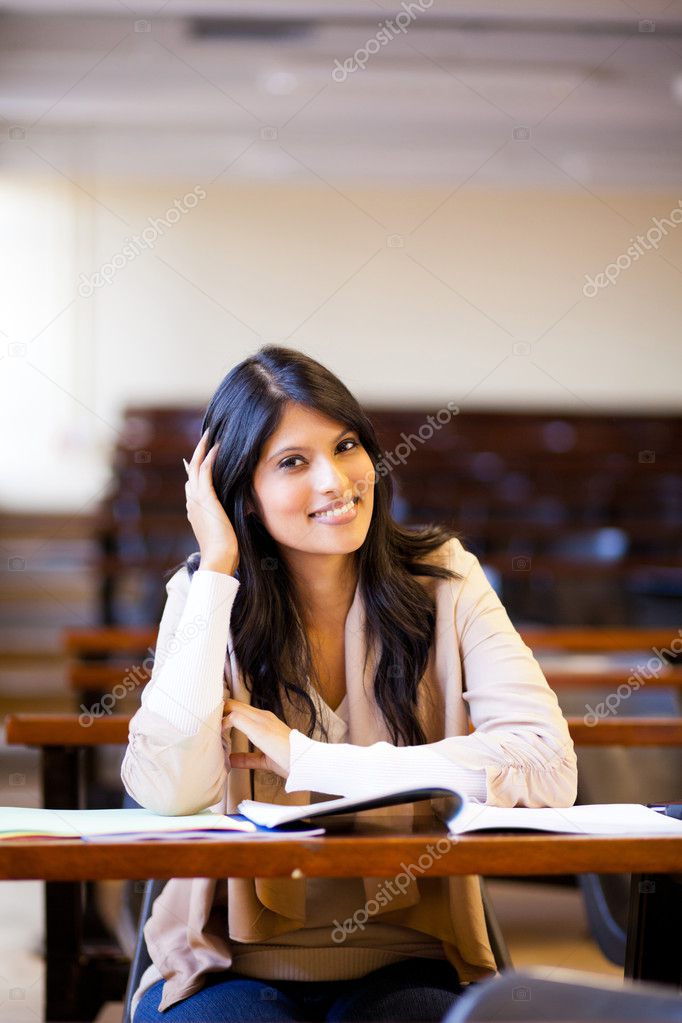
top-left (1, 0), bottom-right (682, 186)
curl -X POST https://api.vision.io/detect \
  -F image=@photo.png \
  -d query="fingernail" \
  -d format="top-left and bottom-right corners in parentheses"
top-left (182, 458), bottom-right (190, 473)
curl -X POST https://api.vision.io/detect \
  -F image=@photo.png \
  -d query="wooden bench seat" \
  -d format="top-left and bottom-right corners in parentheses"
top-left (8, 713), bottom-right (682, 749)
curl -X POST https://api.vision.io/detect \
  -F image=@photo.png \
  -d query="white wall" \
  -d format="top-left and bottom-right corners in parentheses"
top-left (2, 176), bottom-right (681, 511)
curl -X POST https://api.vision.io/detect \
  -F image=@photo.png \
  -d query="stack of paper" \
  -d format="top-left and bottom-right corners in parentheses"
top-left (0, 806), bottom-right (326, 840)
top-left (0, 807), bottom-right (255, 840)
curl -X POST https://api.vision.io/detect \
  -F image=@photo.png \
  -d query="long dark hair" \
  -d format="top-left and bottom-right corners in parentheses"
top-left (169, 345), bottom-right (463, 746)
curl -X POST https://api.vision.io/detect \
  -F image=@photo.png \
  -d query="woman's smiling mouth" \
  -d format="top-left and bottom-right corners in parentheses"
top-left (309, 496), bottom-right (359, 523)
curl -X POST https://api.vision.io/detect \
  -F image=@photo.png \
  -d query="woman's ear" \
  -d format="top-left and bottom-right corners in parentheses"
top-left (245, 491), bottom-right (261, 519)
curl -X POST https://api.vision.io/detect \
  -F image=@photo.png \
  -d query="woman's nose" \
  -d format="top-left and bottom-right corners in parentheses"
top-left (313, 456), bottom-right (351, 494)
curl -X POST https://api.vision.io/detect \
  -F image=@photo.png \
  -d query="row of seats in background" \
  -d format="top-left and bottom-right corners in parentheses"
top-left (99, 405), bottom-right (682, 628)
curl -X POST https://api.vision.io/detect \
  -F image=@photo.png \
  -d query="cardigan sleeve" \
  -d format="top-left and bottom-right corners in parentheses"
top-left (120, 566), bottom-right (237, 816)
top-left (286, 543), bottom-right (577, 809)
top-left (443, 549), bottom-right (578, 807)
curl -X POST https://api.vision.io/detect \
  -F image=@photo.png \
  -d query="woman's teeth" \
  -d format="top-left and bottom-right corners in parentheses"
top-left (310, 498), bottom-right (357, 520)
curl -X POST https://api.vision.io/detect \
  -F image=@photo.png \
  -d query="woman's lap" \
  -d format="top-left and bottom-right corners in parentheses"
top-left (134, 973), bottom-right (301, 1022)
top-left (323, 959), bottom-right (462, 1022)
top-left (134, 958), bottom-right (462, 1022)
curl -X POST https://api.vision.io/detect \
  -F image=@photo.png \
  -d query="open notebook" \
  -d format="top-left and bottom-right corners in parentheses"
top-left (237, 787), bottom-right (682, 836)
top-left (3, 789), bottom-right (682, 840)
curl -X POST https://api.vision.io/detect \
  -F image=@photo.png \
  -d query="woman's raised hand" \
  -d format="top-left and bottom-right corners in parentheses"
top-left (184, 430), bottom-right (239, 575)
top-left (225, 699), bottom-right (292, 779)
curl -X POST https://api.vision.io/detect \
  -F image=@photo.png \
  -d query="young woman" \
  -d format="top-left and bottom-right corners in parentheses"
top-left (122, 345), bottom-right (577, 1022)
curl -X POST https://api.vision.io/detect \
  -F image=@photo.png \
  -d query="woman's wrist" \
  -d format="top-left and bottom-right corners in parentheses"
top-left (199, 552), bottom-right (238, 576)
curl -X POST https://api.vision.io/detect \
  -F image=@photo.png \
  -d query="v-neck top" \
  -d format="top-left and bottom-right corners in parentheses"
top-left (311, 687), bottom-right (347, 738)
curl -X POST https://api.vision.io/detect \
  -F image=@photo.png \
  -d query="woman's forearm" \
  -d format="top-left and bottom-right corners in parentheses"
top-left (144, 569), bottom-right (238, 734)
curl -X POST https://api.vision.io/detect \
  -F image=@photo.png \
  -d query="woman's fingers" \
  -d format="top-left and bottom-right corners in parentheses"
top-left (185, 432), bottom-right (220, 511)
top-left (200, 442), bottom-right (219, 471)
top-left (224, 700), bottom-right (273, 734)
top-left (229, 751), bottom-right (267, 770)
top-left (188, 429), bottom-right (210, 482)
top-left (225, 697), bottom-right (263, 716)
top-left (225, 710), bottom-right (263, 744)
top-left (223, 699), bottom-right (292, 779)
top-left (224, 698), bottom-right (261, 719)
top-left (189, 428), bottom-right (207, 466)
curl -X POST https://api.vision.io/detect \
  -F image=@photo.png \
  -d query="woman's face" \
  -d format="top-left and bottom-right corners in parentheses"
top-left (251, 402), bottom-right (375, 560)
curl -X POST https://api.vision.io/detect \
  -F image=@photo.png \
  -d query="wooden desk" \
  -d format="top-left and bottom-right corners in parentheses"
top-left (1, 823), bottom-right (681, 1019)
top-left (1, 826), bottom-right (682, 881)
top-left (8, 711), bottom-right (682, 1019)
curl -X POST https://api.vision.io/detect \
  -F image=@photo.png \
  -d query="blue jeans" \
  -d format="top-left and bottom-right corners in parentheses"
top-left (134, 957), bottom-right (462, 1022)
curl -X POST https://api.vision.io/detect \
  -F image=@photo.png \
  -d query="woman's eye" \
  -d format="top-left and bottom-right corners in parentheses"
top-left (278, 439), bottom-right (359, 471)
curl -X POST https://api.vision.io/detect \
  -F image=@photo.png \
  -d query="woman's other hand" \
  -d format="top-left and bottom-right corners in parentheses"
top-left (184, 429), bottom-right (239, 574)
top-left (225, 698), bottom-right (292, 779)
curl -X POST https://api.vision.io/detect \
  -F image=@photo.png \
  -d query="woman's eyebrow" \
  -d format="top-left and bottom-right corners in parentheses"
top-left (267, 427), bottom-right (352, 462)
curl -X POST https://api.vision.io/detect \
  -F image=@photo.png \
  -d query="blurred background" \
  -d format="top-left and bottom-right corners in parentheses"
top-left (1, 1), bottom-right (682, 1019)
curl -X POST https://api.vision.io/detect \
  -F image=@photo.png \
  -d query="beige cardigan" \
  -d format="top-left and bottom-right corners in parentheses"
top-left (121, 537), bottom-right (577, 1011)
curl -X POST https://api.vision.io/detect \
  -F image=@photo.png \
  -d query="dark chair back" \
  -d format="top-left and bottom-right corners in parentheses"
top-left (122, 878), bottom-right (167, 1023)
top-left (445, 967), bottom-right (682, 1021)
